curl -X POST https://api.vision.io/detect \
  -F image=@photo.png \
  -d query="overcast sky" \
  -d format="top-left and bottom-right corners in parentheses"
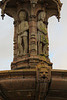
top-left (0, 0), bottom-right (67, 70)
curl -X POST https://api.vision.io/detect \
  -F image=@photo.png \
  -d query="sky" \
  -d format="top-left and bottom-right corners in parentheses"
top-left (0, 0), bottom-right (67, 70)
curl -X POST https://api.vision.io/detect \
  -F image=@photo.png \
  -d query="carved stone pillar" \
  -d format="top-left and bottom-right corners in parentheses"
top-left (29, 4), bottom-right (37, 56)
top-left (0, 0), bottom-right (62, 70)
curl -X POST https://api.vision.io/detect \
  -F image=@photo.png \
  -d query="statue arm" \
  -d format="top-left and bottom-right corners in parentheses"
top-left (18, 22), bottom-right (29, 34)
top-left (23, 22), bottom-right (29, 31)
top-left (37, 21), bottom-right (47, 34)
top-left (20, 22), bottom-right (29, 33)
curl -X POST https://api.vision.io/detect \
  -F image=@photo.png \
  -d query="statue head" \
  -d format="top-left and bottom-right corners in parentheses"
top-left (36, 62), bottom-right (51, 82)
top-left (38, 11), bottom-right (46, 21)
top-left (19, 11), bottom-right (26, 21)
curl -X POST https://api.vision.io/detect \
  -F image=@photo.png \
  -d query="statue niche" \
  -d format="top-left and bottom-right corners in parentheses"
top-left (37, 11), bottom-right (48, 57)
top-left (17, 11), bottom-right (29, 56)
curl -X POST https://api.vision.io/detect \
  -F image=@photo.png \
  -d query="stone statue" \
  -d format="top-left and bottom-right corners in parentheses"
top-left (37, 11), bottom-right (48, 57)
top-left (17, 11), bottom-right (29, 56)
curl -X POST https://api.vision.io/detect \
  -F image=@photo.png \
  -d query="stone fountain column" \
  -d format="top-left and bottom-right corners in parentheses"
top-left (0, 0), bottom-right (62, 99)
top-left (0, 0), bottom-right (62, 70)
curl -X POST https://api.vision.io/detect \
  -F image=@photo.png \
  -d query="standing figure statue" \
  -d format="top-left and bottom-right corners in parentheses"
top-left (37, 11), bottom-right (48, 57)
top-left (17, 11), bottom-right (29, 56)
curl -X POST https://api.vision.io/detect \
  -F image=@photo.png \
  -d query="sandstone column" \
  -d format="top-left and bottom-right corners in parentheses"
top-left (29, 3), bottom-right (37, 56)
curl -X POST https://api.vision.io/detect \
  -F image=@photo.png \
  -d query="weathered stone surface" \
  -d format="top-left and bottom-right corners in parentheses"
top-left (0, 0), bottom-right (63, 100)
top-left (0, 0), bottom-right (62, 67)
top-left (17, 11), bottom-right (29, 56)
top-left (37, 11), bottom-right (48, 56)
top-left (0, 69), bottom-right (67, 100)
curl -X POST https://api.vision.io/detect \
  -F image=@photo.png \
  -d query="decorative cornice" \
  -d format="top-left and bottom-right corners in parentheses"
top-left (0, 0), bottom-right (62, 20)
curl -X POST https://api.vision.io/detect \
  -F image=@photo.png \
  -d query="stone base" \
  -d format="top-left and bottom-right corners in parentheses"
top-left (0, 68), bottom-right (51, 100)
top-left (0, 70), bottom-right (67, 100)
top-left (11, 55), bottom-right (52, 70)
